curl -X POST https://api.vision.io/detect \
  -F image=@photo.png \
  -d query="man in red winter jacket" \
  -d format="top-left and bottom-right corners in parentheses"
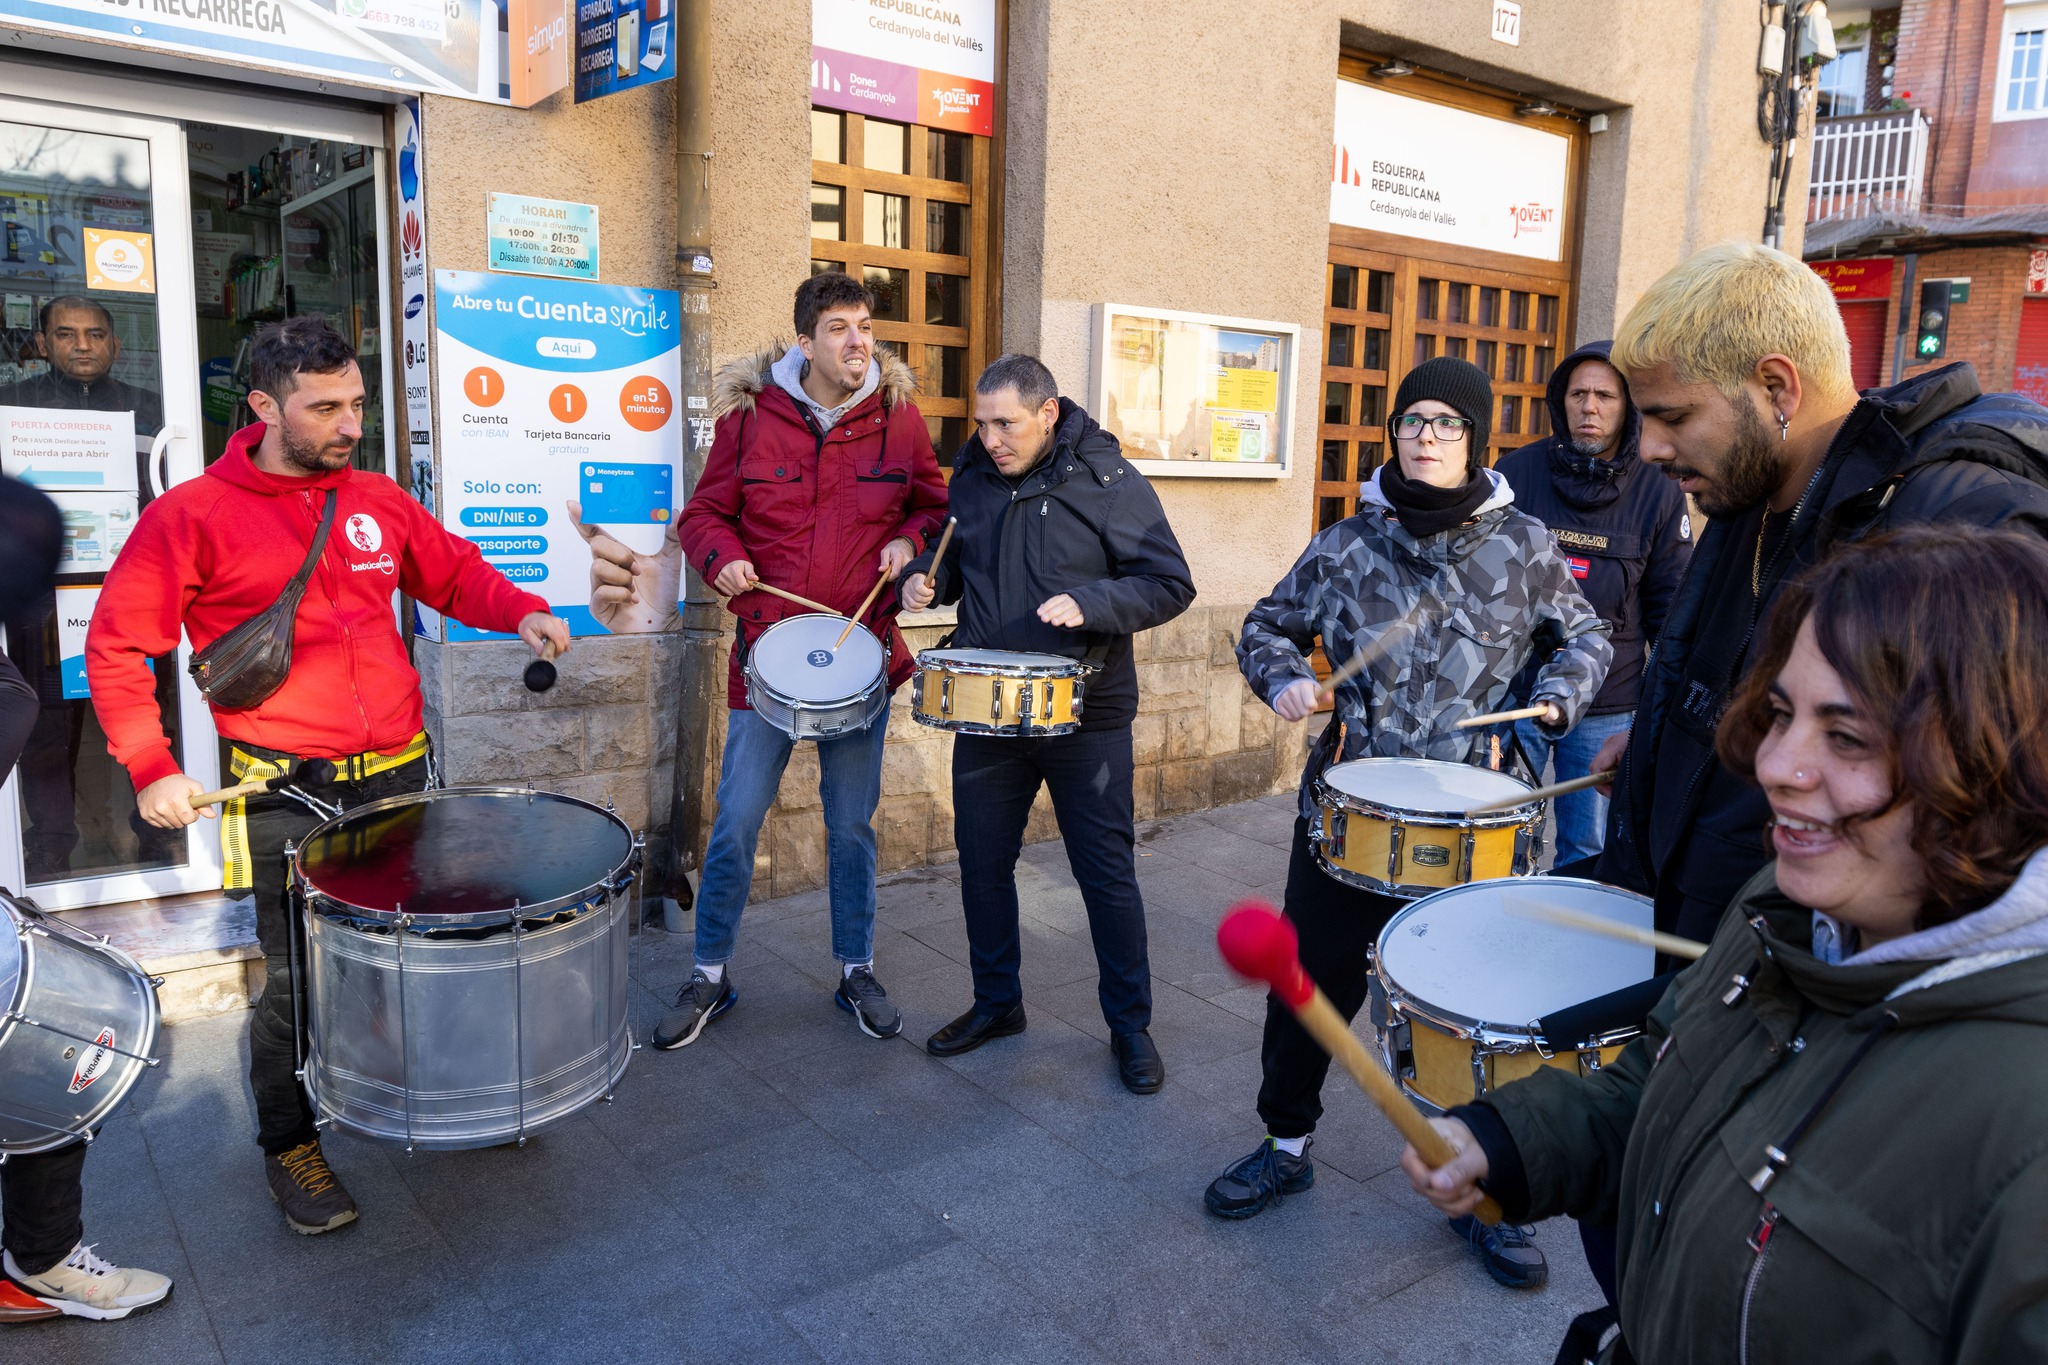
top-left (86, 317), bottom-right (567, 1237)
top-left (654, 271), bottom-right (946, 1051)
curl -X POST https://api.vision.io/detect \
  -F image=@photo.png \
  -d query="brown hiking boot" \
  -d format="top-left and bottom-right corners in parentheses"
top-left (264, 1140), bottom-right (360, 1235)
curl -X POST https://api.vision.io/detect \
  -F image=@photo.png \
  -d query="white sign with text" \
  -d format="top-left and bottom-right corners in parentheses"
top-left (1330, 81), bottom-right (1569, 262)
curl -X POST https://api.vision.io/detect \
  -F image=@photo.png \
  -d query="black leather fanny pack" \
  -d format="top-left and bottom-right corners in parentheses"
top-left (187, 491), bottom-right (336, 711)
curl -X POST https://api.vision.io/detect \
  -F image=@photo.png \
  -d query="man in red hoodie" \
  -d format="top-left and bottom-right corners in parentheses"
top-left (86, 317), bottom-right (566, 1236)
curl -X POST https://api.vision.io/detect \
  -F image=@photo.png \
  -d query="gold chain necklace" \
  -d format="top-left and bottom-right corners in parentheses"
top-left (1752, 505), bottom-right (1771, 597)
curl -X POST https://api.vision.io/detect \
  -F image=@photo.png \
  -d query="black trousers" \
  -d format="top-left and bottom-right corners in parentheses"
top-left (1, 1139), bottom-right (88, 1276)
top-left (227, 739), bottom-right (427, 1155)
top-left (953, 726), bottom-right (1152, 1035)
top-left (1256, 817), bottom-right (1407, 1139)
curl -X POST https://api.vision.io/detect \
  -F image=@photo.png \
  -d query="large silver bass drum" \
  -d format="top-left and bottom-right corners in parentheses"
top-left (0, 893), bottom-right (161, 1157)
top-left (291, 787), bottom-right (639, 1151)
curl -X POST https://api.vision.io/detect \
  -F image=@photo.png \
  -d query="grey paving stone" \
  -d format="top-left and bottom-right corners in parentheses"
top-left (782, 1240), bottom-right (1107, 1365)
top-left (754, 1031), bottom-right (1012, 1173)
top-left (1190, 797), bottom-right (1298, 849)
top-left (200, 1244), bottom-right (512, 1365)
top-left (1032, 976), bottom-right (1248, 1070)
top-left (679, 1121), bottom-right (956, 1306)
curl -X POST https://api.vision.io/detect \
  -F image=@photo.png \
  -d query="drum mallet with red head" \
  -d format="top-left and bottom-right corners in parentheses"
top-left (524, 639), bottom-right (561, 693)
top-left (1216, 900), bottom-right (1505, 1225)
top-left (187, 758), bottom-right (339, 810)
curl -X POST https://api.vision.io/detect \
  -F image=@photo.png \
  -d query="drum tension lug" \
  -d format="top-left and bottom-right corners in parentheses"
top-left (149, 975), bottom-right (166, 988)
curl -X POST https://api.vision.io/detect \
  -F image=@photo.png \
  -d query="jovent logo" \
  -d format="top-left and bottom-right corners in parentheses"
top-left (931, 85), bottom-right (982, 118)
top-left (1508, 202), bottom-right (1556, 239)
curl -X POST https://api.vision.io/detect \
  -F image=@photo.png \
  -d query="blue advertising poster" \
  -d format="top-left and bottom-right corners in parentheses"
top-left (574, 0), bottom-right (675, 102)
top-left (433, 270), bottom-right (683, 640)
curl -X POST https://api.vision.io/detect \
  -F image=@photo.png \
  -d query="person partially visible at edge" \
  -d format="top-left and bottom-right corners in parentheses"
top-left (0, 295), bottom-right (164, 433)
top-left (898, 354), bottom-right (1195, 1094)
top-left (0, 475), bottom-right (171, 1324)
top-left (1495, 341), bottom-right (1692, 867)
top-left (1210, 356), bottom-right (1613, 1292)
top-left (84, 316), bottom-right (567, 1239)
top-left (1405, 528), bottom-right (2048, 1365)
top-left (662, 271), bottom-right (947, 1051)
top-left (1590, 240), bottom-right (2048, 948)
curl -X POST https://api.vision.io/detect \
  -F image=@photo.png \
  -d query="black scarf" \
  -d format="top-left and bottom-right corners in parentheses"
top-left (1379, 459), bottom-right (1491, 539)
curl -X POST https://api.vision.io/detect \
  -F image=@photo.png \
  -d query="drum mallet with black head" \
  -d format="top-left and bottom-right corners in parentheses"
top-left (1216, 900), bottom-right (1505, 1226)
top-left (187, 757), bottom-right (340, 810)
top-left (524, 639), bottom-right (561, 693)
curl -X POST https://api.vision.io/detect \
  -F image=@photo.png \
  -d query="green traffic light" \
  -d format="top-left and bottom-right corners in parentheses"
top-left (1919, 335), bottom-right (1940, 355)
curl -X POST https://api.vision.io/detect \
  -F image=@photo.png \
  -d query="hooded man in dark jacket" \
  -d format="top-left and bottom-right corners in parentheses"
top-left (901, 353), bottom-right (1195, 1092)
top-left (1495, 341), bottom-right (1691, 865)
top-left (1592, 242), bottom-right (2048, 947)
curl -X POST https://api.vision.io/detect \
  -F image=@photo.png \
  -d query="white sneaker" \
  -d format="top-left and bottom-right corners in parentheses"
top-left (3, 1243), bottom-right (172, 1320)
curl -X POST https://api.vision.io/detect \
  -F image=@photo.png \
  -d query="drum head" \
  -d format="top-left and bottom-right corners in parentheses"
top-left (1376, 878), bottom-right (1654, 1027)
top-left (925, 648), bottom-right (1074, 669)
top-left (297, 790), bottom-right (633, 916)
top-left (752, 615), bottom-right (884, 703)
top-left (1324, 757), bottom-right (1529, 813)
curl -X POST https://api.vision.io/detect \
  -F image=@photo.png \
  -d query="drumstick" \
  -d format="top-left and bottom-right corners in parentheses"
top-left (1468, 769), bottom-right (1615, 815)
top-left (747, 580), bottom-right (838, 616)
top-left (834, 564), bottom-right (893, 649)
top-left (1217, 902), bottom-right (1506, 1226)
top-left (1455, 704), bottom-right (1553, 730)
top-left (922, 516), bottom-right (958, 590)
top-left (1504, 897), bottom-right (1708, 961)
top-left (1316, 618), bottom-right (1414, 701)
top-left (187, 758), bottom-right (338, 810)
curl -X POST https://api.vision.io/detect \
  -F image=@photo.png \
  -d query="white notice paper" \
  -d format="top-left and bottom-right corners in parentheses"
top-left (0, 406), bottom-right (138, 491)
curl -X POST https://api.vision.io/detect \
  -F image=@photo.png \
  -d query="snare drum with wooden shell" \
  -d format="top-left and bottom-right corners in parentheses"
top-left (1312, 756), bottom-right (1539, 898)
top-left (911, 648), bottom-right (1088, 737)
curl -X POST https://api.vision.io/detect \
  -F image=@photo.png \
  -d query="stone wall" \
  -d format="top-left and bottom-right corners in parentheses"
top-left (687, 606), bottom-right (1312, 900)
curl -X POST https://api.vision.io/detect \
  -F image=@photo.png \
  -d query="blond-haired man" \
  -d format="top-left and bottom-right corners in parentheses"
top-left (1592, 240), bottom-right (2048, 942)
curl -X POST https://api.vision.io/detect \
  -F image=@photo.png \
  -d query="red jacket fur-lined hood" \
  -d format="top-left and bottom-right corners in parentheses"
top-left (86, 423), bottom-right (546, 787)
top-left (681, 343), bottom-right (948, 708)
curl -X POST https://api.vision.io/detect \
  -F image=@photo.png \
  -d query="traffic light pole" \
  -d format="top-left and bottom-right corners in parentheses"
top-left (1890, 251), bottom-right (1917, 385)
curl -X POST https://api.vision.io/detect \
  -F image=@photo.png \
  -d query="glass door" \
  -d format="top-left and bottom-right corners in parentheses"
top-left (0, 98), bottom-right (219, 906)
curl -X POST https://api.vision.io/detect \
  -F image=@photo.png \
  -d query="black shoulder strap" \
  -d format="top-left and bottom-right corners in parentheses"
top-left (288, 489), bottom-right (339, 593)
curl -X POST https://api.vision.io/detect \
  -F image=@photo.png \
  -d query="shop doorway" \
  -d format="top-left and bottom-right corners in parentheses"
top-left (0, 68), bottom-right (392, 910)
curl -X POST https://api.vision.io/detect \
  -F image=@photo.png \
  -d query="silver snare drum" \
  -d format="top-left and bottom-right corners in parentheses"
top-left (292, 788), bottom-right (638, 1151)
top-left (0, 894), bottom-right (161, 1157)
top-left (745, 613), bottom-right (889, 740)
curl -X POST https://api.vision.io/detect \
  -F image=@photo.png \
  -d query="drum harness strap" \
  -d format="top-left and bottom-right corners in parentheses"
top-left (220, 732), bottom-right (430, 890)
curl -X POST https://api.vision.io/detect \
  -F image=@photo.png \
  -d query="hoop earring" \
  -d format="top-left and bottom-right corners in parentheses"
top-left (1777, 412), bottom-right (1789, 441)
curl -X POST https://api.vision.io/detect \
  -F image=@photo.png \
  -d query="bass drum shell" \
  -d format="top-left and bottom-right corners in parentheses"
top-left (295, 788), bottom-right (636, 1150)
top-left (0, 895), bottom-right (160, 1156)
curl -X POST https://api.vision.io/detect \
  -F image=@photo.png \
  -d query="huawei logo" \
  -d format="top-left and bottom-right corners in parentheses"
top-left (401, 211), bottom-right (423, 258)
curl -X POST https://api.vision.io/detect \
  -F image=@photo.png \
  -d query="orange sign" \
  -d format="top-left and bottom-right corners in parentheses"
top-left (619, 375), bottom-right (672, 432)
top-left (549, 384), bottom-right (587, 423)
top-left (83, 229), bottom-right (155, 293)
top-left (1810, 257), bottom-right (1895, 302)
top-left (464, 367), bottom-right (504, 407)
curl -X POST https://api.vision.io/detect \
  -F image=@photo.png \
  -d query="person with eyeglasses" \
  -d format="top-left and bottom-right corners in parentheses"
top-left (1207, 355), bottom-right (1612, 1293)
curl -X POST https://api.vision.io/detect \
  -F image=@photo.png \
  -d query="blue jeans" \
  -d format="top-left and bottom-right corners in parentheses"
top-left (694, 703), bottom-right (890, 966)
top-left (1514, 709), bottom-right (1632, 867)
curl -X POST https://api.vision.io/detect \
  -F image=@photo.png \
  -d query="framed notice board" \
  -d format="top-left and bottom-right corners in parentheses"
top-left (1089, 303), bottom-right (1297, 478)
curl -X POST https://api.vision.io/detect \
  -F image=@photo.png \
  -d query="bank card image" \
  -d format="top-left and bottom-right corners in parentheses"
top-left (580, 461), bottom-right (672, 524)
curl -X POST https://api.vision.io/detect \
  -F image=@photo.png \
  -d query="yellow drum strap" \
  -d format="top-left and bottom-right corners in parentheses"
top-left (217, 732), bottom-right (429, 889)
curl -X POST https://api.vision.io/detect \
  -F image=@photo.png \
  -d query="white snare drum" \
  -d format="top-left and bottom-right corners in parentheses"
top-left (912, 648), bottom-right (1089, 736)
top-left (1313, 757), bottom-right (1539, 898)
top-left (0, 893), bottom-right (161, 1156)
top-left (744, 613), bottom-right (889, 740)
top-left (1374, 878), bottom-right (1656, 1114)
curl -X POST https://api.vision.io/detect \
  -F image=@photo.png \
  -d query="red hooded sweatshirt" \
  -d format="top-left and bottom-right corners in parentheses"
top-left (87, 423), bottom-right (547, 789)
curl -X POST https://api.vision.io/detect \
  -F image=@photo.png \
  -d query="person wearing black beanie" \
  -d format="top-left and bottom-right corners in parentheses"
top-left (1207, 356), bottom-right (1615, 1296)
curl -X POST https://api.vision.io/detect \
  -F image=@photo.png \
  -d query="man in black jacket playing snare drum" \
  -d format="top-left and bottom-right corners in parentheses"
top-left (901, 354), bottom-right (1195, 1092)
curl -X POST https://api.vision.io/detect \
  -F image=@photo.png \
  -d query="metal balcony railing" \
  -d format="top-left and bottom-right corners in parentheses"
top-left (1808, 109), bottom-right (1931, 222)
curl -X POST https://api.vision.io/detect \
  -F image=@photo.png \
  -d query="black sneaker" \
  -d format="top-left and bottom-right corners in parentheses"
top-left (264, 1140), bottom-right (359, 1235)
top-left (834, 965), bottom-right (902, 1039)
top-left (1203, 1137), bottom-right (1314, 1219)
top-left (1448, 1214), bottom-right (1549, 1289)
top-left (653, 968), bottom-right (736, 1050)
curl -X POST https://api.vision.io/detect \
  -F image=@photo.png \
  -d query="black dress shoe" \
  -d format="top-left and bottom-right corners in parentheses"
top-left (1112, 1030), bottom-right (1164, 1093)
top-left (925, 1003), bottom-right (1027, 1057)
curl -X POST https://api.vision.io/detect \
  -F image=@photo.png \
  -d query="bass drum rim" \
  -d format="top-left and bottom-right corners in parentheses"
top-left (291, 786), bottom-right (637, 929)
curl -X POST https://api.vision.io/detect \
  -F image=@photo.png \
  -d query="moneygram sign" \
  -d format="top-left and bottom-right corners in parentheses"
top-left (811, 0), bottom-right (996, 137)
top-left (1329, 80), bottom-right (1570, 264)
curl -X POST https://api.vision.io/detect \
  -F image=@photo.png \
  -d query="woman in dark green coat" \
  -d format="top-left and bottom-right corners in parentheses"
top-left (1402, 525), bottom-right (2048, 1365)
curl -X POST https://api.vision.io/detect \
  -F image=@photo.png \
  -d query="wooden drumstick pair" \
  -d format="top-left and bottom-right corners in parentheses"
top-left (833, 516), bottom-right (957, 649)
top-left (1217, 902), bottom-right (1507, 1226)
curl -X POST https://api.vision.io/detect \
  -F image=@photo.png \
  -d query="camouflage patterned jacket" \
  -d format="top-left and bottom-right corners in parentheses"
top-left (1239, 467), bottom-right (1614, 817)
